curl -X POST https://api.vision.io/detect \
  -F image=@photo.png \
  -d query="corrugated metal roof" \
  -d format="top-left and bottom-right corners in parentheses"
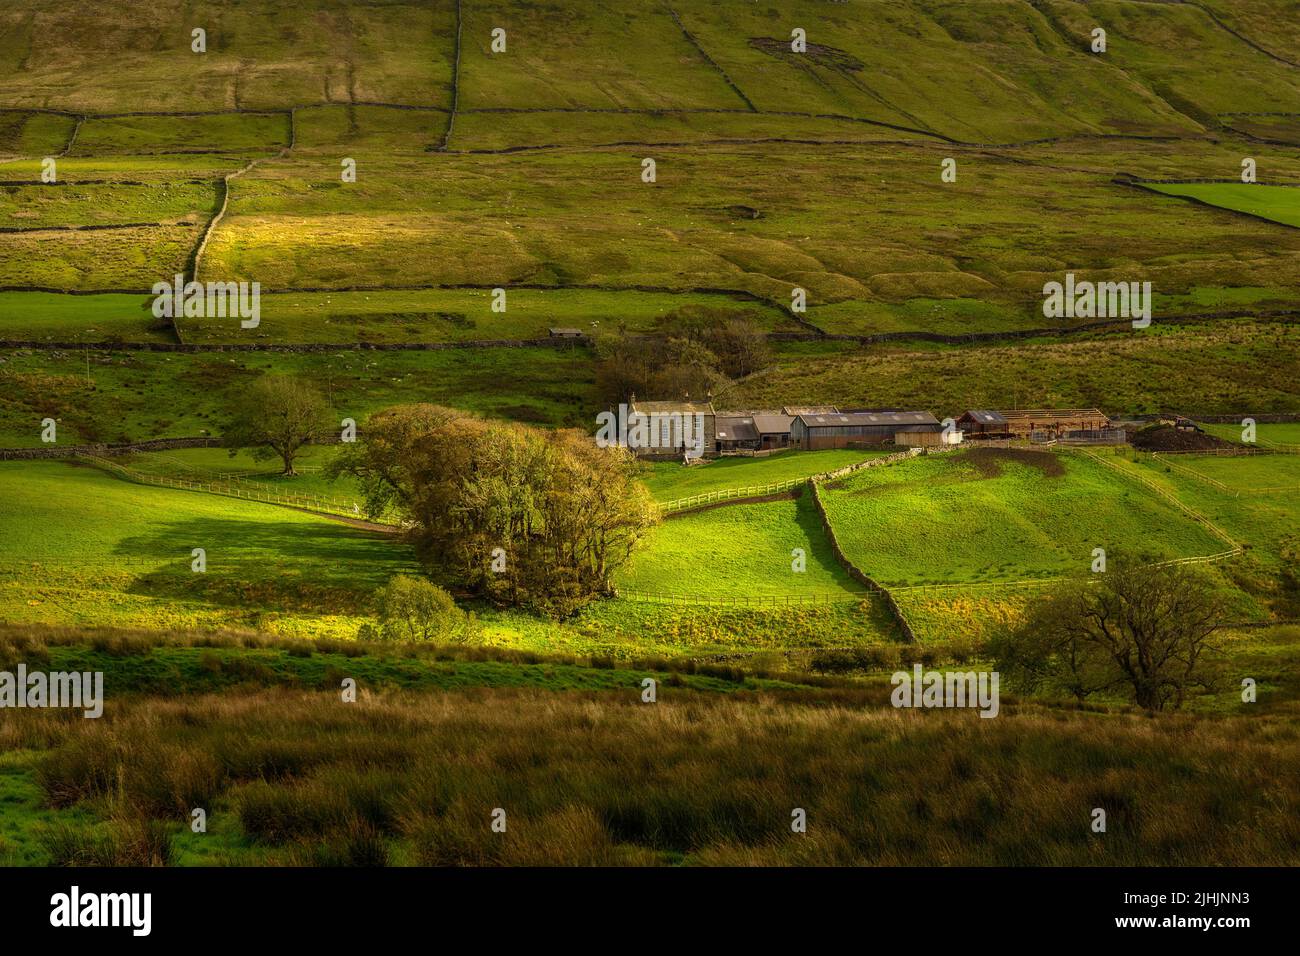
top-left (796, 411), bottom-right (939, 428)
top-left (962, 409), bottom-right (1007, 424)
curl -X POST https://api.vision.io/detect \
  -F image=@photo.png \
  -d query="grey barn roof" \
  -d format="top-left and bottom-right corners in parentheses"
top-left (796, 411), bottom-right (939, 428)
top-left (962, 409), bottom-right (1008, 425)
top-left (715, 416), bottom-right (760, 442)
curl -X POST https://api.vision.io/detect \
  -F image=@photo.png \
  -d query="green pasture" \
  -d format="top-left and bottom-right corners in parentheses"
top-left (639, 448), bottom-right (877, 502)
top-left (0, 111), bottom-right (77, 157)
top-left (1153, 451), bottom-right (1300, 494)
top-left (1200, 422), bottom-right (1300, 448)
top-left (1146, 183), bottom-right (1300, 229)
top-left (0, 292), bottom-right (169, 343)
top-left (0, 180), bottom-right (215, 231)
top-left (121, 446), bottom-right (366, 503)
top-left (818, 448), bottom-right (1225, 585)
top-left (616, 492), bottom-right (865, 598)
top-left (0, 460), bottom-right (415, 637)
top-left (1115, 453), bottom-right (1300, 569)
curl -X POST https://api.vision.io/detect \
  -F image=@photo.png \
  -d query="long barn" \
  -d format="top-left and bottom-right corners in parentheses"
top-left (790, 411), bottom-right (940, 450)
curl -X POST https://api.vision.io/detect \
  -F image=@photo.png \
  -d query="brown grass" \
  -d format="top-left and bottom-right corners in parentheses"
top-left (16, 686), bottom-right (1300, 866)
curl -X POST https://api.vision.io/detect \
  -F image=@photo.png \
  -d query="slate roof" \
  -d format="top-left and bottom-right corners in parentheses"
top-left (715, 416), bottom-right (760, 442)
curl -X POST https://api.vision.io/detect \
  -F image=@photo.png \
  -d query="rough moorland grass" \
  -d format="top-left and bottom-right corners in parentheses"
top-left (0, 345), bottom-right (596, 446)
top-left (176, 287), bottom-right (790, 345)
top-left (204, 142), bottom-right (1300, 312)
top-left (0, 181), bottom-right (215, 230)
top-left (739, 322), bottom-right (1300, 416)
top-left (5, 685), bottom-right (1296, 866)
top-left (819, 448), bottom-right (1225, 585)
top-left (0, 0), bottom-right (457, 113)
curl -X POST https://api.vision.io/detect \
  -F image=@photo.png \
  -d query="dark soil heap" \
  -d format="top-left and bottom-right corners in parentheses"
top-left (1131, 424), bottom-right (1236, 452)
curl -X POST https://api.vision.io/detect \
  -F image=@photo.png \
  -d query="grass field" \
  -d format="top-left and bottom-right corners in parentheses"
top-left (0, 346), bottom-right (597, 447)
top-left (1112, 453), bottom-right (1300, 572)
top-left (1146, 183), bottom-right (1300, 229)
top-left (819, 448), bottom-right (1226, 585)
top-left (1200, 421), bottom-right (1300, 448)
top-left (617, 492), bottom-right (865, 598)
top-left (0, 461), bottom-right (415, 637)
top-left (638, 449), bottom-right (875, 502)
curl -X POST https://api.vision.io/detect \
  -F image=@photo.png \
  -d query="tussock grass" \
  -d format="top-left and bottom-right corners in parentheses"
top-left (14, 686), bottom-right (1300, 866)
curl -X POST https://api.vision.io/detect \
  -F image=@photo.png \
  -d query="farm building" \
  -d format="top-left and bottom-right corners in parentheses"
top-left (791, 410), bottom-right (941, 450)
top-left (956, 410), bottom-right (1010, 439)
top-left (628, 396), bottom-right (715, 460)
top-left (713, 411), bottom-right (797, 452)
top-left (996, 408), bottom-right (1111, 439)
top-left (715, 415), bottom-right (761, 453)
top-left (993, 408), bottom-right (1118, 442)
top-left (752, 412), bottom-right (795, 450)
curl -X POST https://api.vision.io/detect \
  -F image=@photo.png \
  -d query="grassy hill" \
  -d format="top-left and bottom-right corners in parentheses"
top-left (818, 447), bottom-right (1228, 585)
top-left (0, 460), bottom-right (415, 636)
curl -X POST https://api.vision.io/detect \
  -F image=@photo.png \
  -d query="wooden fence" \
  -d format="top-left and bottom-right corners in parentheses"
top-left (77, 454), bottom-right (397, 525)
top-left (659, 447), bottom-right (922, 515)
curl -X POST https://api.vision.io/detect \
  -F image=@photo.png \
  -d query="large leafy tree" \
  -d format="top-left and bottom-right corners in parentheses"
top-left (332, 405), bottom-right (657, 616)
top-left (223, 374), bottom-right (331, 475)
